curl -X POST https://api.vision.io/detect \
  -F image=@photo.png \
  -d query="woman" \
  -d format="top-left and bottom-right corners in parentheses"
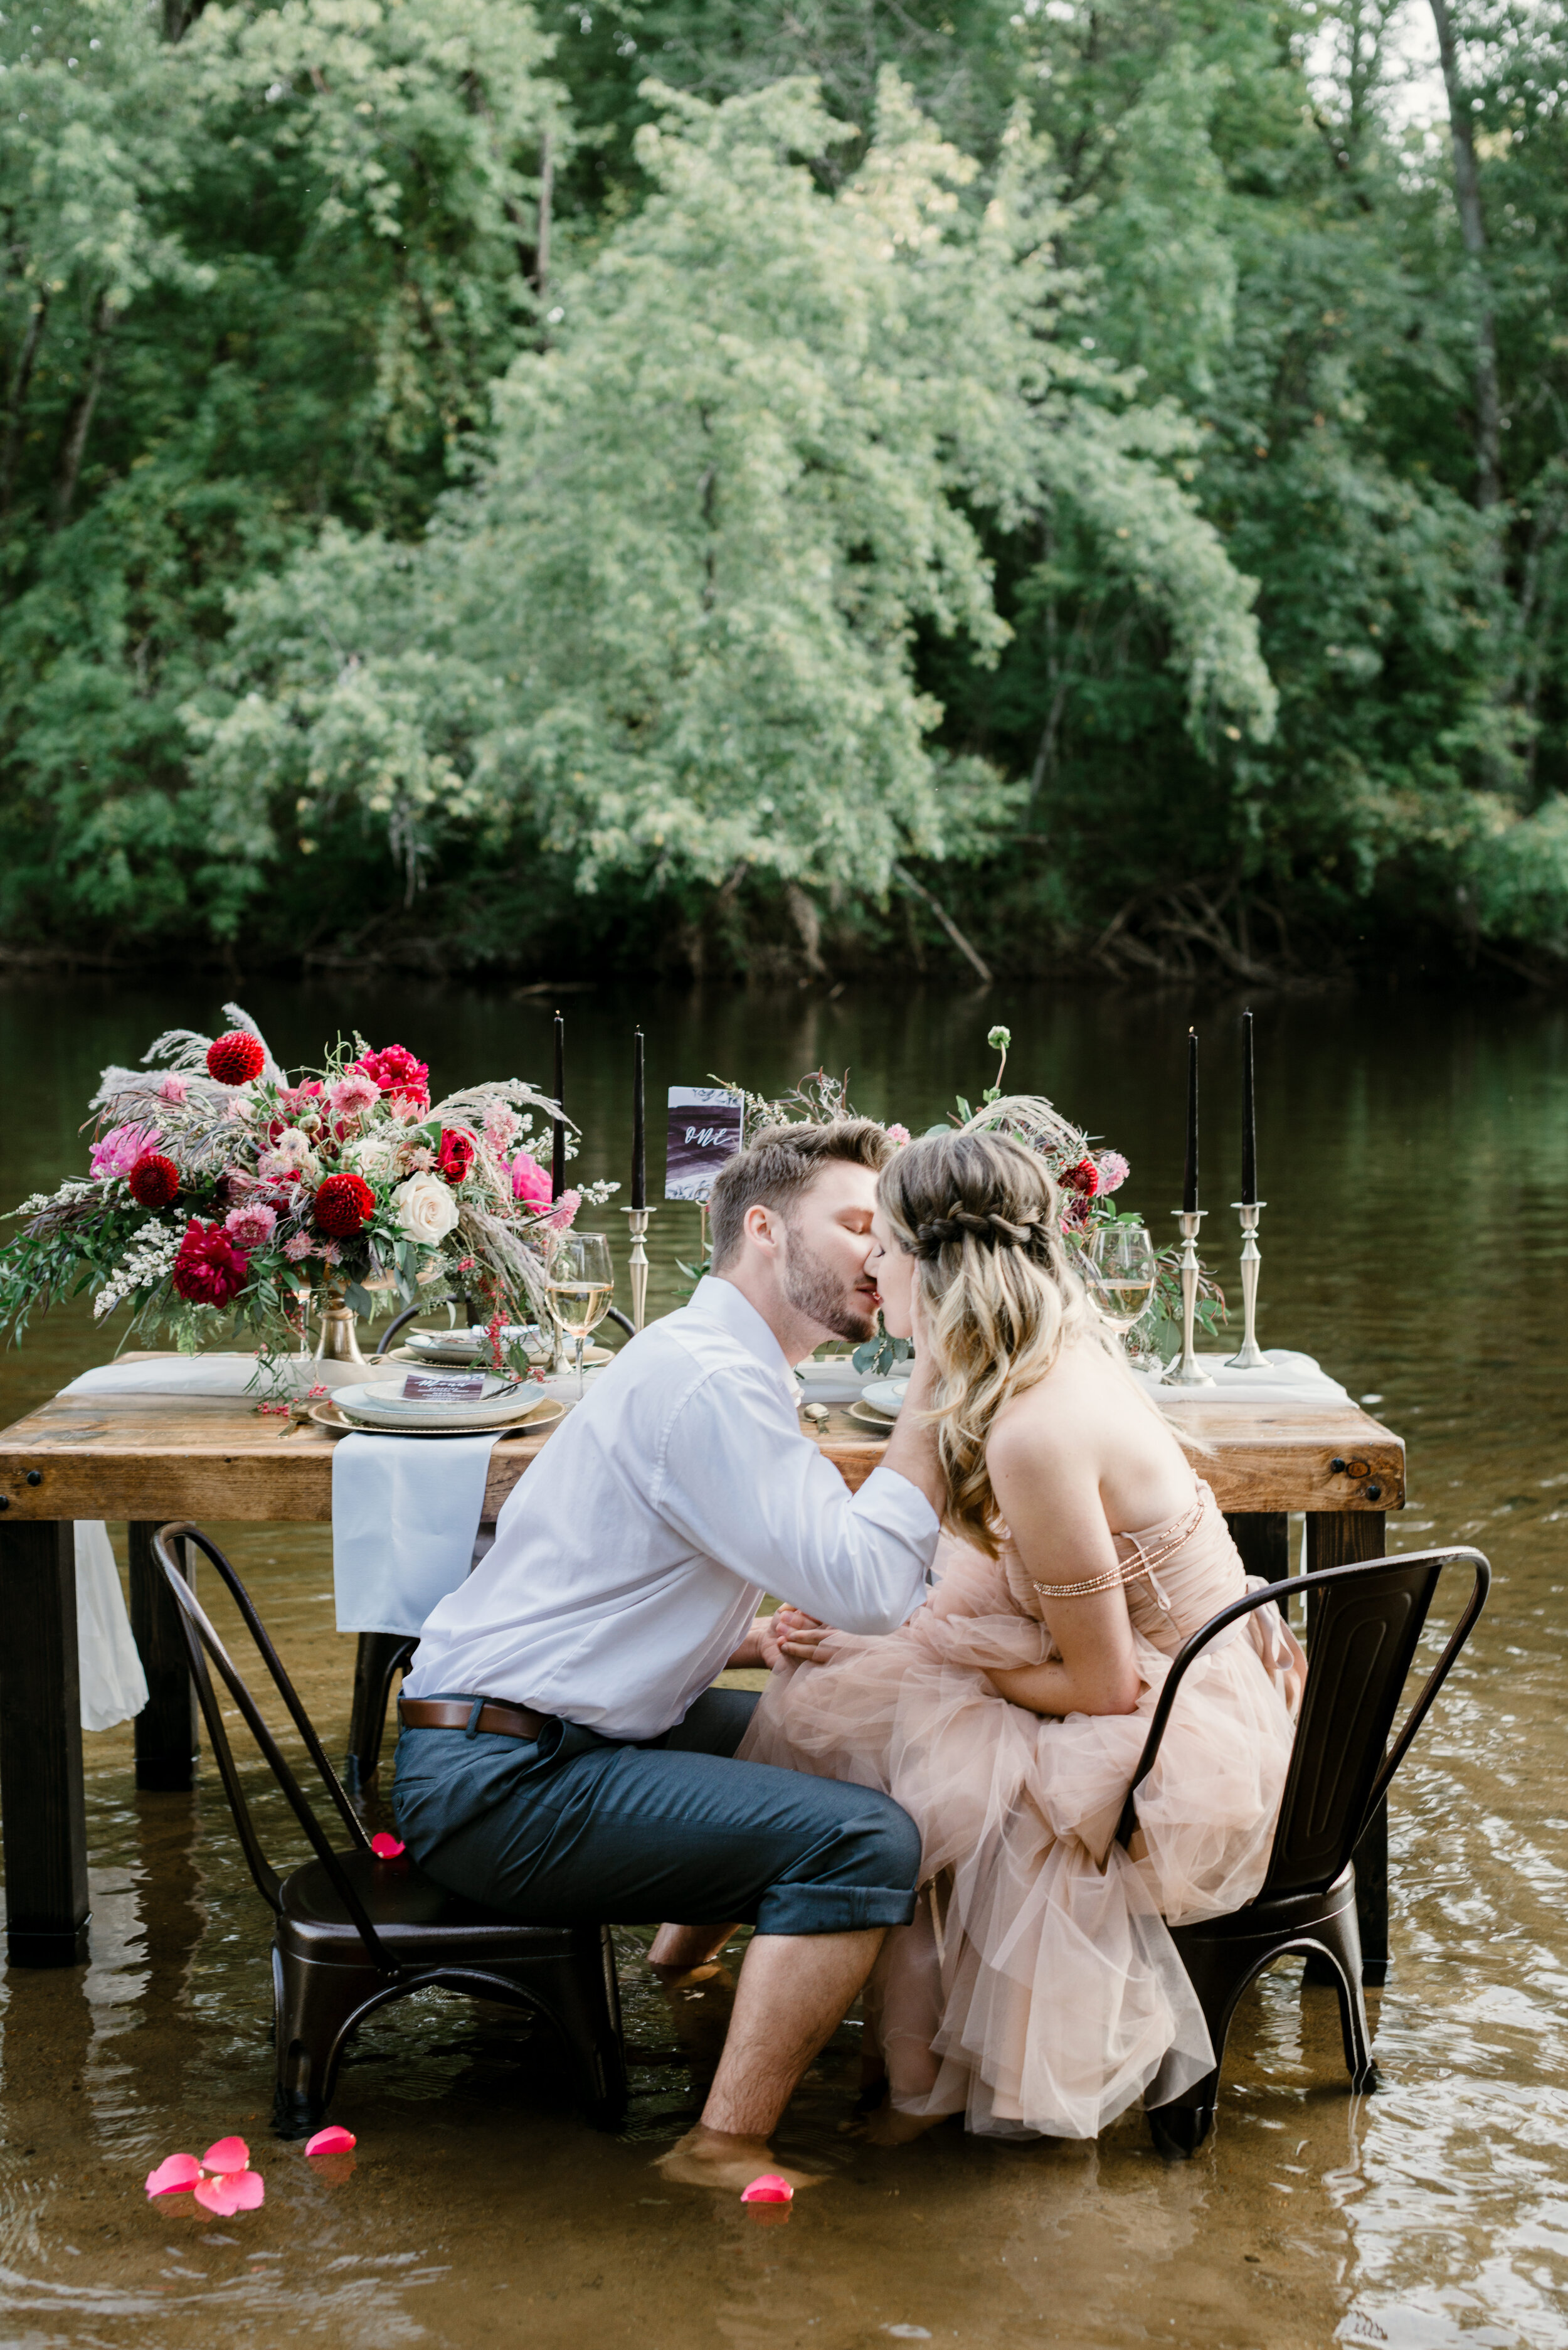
top-left (739, 1114), bottom-right (1305, 2141)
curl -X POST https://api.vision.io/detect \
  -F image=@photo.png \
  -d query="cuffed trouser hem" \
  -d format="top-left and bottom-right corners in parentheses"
top-left (753, 1882), bottom-right (919, 1935)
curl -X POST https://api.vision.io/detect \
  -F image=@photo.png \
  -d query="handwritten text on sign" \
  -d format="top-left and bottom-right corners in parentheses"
top-left (665, 1087), bottom-right (744, 1203)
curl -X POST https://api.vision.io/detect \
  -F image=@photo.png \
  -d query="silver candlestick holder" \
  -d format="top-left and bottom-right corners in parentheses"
top-left (620, 1205), bottom-right (655, 1332)
top-left (1163, 1209), bottom-right (1215, 1386)
top-left (1226, 1200), bottom-right (1268, 1369)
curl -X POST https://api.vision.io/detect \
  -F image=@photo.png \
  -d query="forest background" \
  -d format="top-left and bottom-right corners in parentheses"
top-left (3, 0), bottom-right (1566, 987)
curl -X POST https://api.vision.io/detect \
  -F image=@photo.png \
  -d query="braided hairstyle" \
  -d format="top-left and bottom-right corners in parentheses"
top-left (879, 1122), bottom-right (1112, 1555)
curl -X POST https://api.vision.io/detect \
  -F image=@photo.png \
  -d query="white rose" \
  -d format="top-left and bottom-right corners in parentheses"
top-left (394, 1171), bottom-right (459, 1246)
top-left (344, 1136), bottom-right (396, 1181)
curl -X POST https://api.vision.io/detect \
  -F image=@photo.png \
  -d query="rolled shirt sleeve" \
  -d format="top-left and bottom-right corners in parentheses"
top-left (654, 1361), bottom-right (939, 1633)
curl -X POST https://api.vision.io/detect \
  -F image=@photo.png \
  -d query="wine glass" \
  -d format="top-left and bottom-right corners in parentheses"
top-left (544, 1232), bottom-right (615, 1397)
top-left (1086, 1223), bottom-right (1159, 1362)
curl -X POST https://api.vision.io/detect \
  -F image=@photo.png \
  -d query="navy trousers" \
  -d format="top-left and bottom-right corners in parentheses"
top-left (392, 1686), bottom-right (922, 1937)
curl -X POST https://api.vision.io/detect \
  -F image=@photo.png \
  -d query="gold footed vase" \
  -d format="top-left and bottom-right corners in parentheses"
top-left (314, 1298), bottom-right (367, 1367)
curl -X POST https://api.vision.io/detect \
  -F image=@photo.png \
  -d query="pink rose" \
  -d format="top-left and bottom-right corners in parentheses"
top-left (225, 1203), bottom-right (278, 1248)
top-left (510, 1152), bottom-right (553, 1210)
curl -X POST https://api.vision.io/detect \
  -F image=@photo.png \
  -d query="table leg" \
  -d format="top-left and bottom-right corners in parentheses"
top-left (128, 1522), bottom-right (198, 1792)
top-left (1307, 1509), bottom-right (1390, 1983)
top-left (1226, 1513), bottom-right (1290, 1607)
top-left (0, 1519), bottom-right (90, 1966)
top-left (344, 1633), bottom-right (417, 1794)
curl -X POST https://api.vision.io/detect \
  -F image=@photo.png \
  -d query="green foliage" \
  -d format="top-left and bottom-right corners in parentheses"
top-left (3, 0), bottom-right (1568, 976)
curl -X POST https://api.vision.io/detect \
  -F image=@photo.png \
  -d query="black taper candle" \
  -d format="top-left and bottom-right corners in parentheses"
top-left (551, 1010), bottom-right (566, 1201)
top-left (1241, 1009), bottom-right (1257, 1206)
top-left (631, 1029), bottom-right (646, 1210)
top-left (1182, 1028), bottom-right (1199, 1213)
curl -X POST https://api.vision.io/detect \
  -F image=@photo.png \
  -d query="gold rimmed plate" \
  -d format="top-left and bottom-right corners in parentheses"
top-left (845, 1398), bottom-right (898, 1432)
top-left (307, 1398), bottom-right (564, 1439)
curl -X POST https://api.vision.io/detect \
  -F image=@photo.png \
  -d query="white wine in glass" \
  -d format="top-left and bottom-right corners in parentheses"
top-left (545, 1233), bottom-right (615, 1396)
top-left (1087, 1225), bottom-right (1158, 1353)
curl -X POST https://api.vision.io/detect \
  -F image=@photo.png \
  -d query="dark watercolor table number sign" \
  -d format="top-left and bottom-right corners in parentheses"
top-left (665, 1087), bottom-right (744, 1203)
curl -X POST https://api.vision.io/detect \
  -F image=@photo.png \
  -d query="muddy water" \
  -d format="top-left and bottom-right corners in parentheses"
top-left (0, 976), bottom-right (1564, 2348)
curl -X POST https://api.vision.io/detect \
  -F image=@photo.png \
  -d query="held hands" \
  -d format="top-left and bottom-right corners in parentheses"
top-left (773, 1604), bottom-right (836, 1666)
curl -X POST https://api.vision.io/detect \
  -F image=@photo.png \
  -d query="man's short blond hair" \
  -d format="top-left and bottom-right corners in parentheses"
top-left (707, 1120), bottom-right (894, 1270)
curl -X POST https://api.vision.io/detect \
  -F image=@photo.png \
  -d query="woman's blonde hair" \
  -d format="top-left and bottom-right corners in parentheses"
top-left (878, 1111), bottom-right (1130, 1554)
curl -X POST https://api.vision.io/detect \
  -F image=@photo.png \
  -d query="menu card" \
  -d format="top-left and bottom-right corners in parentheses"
top-left (401, 1372), bottom-right (487, 1401)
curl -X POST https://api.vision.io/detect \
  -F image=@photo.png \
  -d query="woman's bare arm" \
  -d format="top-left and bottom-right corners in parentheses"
top-left (982, 1403), bottom-right (1143, 1718)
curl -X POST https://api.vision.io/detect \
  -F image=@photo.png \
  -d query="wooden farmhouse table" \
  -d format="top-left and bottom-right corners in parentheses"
top-left (0, 1385), bottom-right (1404, 1971)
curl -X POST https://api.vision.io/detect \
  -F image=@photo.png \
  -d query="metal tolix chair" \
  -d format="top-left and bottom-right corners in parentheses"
top-left (1126, 1545), bottom-right (1489, 2158)
top-left (152, 1522), bottom-right (626, 2137)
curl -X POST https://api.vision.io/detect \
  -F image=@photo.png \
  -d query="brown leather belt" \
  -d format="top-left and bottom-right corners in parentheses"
top-left (398, 1696), bottom-right (550, 1741)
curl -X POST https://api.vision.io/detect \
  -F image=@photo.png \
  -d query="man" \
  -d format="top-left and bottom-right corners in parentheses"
top-left (393, 1119), bottom-right (944, 2188)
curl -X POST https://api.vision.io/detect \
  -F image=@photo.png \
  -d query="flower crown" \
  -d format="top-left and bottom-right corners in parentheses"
top-left (912, 1204), bottom-right (1054, 1261)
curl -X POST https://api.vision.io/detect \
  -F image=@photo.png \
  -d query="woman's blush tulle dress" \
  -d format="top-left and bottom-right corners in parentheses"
top-left (739, 1477), bottom-right (1306, 2139)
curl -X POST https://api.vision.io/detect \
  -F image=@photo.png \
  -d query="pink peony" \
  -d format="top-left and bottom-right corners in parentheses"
top-left (90, 1122), bottom-right (161, 1181)
top-left (172, 1220), bottom-right (251, 1307)
top-left (328, 1072), bottom-right (381, 1121)
top-left (884, 1123), bottom-right (911, 1147)
top-left (283, 1232), bottom-right (313, 1262)
top-left (510, 1151), bottom-right (553, 1210)
top-left (225, 1203), bottom-right (277, 1249)
top-left (158, 1073), bottom-right (189, 1107)
top-left (1095, 1150), bottom-right (1130, 1194)
top-left (351, 1044), bottom-right (430, 1108)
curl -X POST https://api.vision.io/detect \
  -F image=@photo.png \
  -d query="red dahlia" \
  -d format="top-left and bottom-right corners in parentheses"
top-left (171, 1219), bottom-right (250, 1307)
top-left (437, 1129), bottom-right (475, 1184)
top-left (128, 1151), bottom-right (180, 1210)
top-left (314, 1172), bottom-right (376, 1238)
top-left (206, 1030), bottom-right (265, 1086)
top-left (1059, 1157), bottom-right (1101, 1199)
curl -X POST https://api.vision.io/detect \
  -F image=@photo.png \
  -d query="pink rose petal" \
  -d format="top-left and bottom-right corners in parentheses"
top-left (226, 2169), bottom-right (266, 2210)
top-left (146, 2152), bottom-right (201, 2198)
top-left (201, 2135), bottom-right (250, 2174)
top-left (739, 2173), bottom-right (793, 2203)
top-left (369, 1834), bottom-right (405, 1859)
top-left (305, 2125), bottom-right (357, 2156)
top-left (194, 2174), bottom-right (241, 2216)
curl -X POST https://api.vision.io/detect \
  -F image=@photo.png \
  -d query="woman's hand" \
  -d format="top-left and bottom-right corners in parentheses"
top-left (773, 1603), bottom-right (836, 1665)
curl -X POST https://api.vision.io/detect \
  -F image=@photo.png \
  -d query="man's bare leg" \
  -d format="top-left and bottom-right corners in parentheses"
top-left (658, 1927), bottom-right (883, 2189)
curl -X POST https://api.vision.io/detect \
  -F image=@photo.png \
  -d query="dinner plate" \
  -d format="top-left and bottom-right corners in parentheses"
top-left (862, 1378), bottom-right (913, 1419)
top-left (846, 1398), bottom-right (898, 1431)
top-left (332, 1378), bottom-right (555, 1430)
top-left (401, 1326), bottom-right (541, 1365)
top-left (309, 1397), bottom-right (564, 1438)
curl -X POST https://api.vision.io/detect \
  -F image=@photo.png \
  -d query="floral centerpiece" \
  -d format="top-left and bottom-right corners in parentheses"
top-left (712, 1028), bottom-right (1222, 1373)
top-left (0, 1005), bottom-right (617, 1369)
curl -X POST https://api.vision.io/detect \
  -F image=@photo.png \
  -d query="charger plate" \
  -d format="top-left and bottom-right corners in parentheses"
top-left (309, 1397), bottom-right (564, 1439)
top-left (846, 1398), bottom-right (898, 1431)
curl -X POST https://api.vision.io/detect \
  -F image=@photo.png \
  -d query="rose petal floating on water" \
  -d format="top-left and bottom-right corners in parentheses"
top-left (226, 2170), bottom-right (266, 2211)
top-left (201, 2136), bottom-right (250, 2174)
top-left (369, 1834), bottom-right (405, 1859)
top-left (739, 2174), bottom-right (793, 2204)
top-left (146, 2153), bottom-right (201, 2198)
top-left (305, 2126), bottom-right (356, 2156)
top-left (194, 2174), bottom-right (242, 2217)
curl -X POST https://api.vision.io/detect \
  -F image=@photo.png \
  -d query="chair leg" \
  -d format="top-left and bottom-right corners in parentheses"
top-left (1301, 1901), bottom-right (1380, 2092)
top-left (487, 1929), bottom-right (627, 2129)
top-left (272, 1943), bottom-right (381, 2136)
top-left (343, 1634), bottom-right (416, 1794)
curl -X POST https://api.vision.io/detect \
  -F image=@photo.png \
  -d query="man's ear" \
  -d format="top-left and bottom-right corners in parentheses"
top-left (742, 1201), bottom-right (780, 1253)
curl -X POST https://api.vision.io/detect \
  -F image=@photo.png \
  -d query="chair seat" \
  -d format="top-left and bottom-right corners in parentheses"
top-left (1168, 1865), bottom-right (1355, 1949)
top-left (278, 1851), bottom-right (593, 1967)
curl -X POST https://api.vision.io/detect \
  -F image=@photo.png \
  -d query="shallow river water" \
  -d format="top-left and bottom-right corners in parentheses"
top-left (0, 973), bottom-right (1563, 2350)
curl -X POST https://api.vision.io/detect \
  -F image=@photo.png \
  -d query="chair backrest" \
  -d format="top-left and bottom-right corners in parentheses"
top-left (152, 1521), bottom-right (396, 1971)
top-left (1122, 1546), bottom-right (1489, 1901)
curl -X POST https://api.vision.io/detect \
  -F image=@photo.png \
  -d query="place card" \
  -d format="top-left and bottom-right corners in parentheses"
top-left (665, 1086), bottom-right (743, 1202)
top-left (401, 1372), bottom-right (487, 1401)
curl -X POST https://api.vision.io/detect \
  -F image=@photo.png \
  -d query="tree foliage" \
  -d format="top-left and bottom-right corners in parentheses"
top-left (3, 0), bottom-right (1568, 979)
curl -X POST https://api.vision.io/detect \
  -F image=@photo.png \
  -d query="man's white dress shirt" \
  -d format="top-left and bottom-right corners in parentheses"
top-left (401, 1275), bottom-right (941, 1740)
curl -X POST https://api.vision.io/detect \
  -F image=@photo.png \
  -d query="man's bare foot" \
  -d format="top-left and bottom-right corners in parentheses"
top-left (656, 2126), bottom-right (824, 2192)
top-left (650, 1960), bottom-right (731, 1991)
top-left (843, 2096), bottom-right (943, 2147)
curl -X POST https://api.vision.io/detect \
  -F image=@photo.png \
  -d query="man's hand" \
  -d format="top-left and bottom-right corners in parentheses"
top-left (773, 1604), bottom-right (836, 1665)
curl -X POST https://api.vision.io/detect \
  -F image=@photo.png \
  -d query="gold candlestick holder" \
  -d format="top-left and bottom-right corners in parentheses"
top-left (620, 1206), bottom-right (655, 1332)
top-left (1226, 1200), bottom-right (1268, 1369)
top-left (1163, 1210), bottom-right (1215, 1386)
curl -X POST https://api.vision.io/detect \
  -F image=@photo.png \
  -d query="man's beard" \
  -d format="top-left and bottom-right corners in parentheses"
top-left (781, 1225), bottom-right (878, 1343)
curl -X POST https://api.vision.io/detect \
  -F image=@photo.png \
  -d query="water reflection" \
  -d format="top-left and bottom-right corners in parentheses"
top-left (0, 977), bottom-right (1564, 2342)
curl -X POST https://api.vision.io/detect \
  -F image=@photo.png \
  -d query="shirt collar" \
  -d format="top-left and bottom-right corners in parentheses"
top-left (688, 1274), bottom-right (797, 1381)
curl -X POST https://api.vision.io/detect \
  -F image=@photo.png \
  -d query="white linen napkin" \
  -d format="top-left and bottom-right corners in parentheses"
top-left (332, 1430), bottom-right (505, 1637)
top-left (75, 1522), bottom-right (149, 1733)
top-left (61, 1352), bottom-right (363, 1397)
top-left (1135, 1348), bottom-right (1353, 1406)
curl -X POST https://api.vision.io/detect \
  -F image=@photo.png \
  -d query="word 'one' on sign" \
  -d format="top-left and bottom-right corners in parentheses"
top-left (665, 1087), bottom-right (744, 1203)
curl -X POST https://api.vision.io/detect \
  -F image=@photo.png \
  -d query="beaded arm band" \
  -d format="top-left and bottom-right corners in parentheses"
top-left (1030, 1558), bottom-right (1152, 1602)
top-left (1029, 1495), bottom-right (1203, 1614)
